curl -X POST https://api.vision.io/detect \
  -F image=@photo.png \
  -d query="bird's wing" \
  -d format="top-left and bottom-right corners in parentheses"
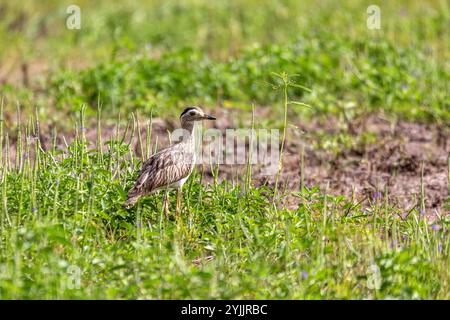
top-left (128, 146), bottom-right (194, 197)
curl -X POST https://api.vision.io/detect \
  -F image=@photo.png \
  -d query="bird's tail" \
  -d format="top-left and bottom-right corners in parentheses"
top-left (123, 196), bottom-right (140, 209)
top-left (123, 188), bottom-right (141, 209)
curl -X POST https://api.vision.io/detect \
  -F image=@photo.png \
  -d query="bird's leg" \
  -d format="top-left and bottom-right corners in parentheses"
top-left (163, 191), bottom-right (170, 218)
top-left (176, 188), bottom-right (181, 216)
top-left (175, 187), bottom-right (190, 240)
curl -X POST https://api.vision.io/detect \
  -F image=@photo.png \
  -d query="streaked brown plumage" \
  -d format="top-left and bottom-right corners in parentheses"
top-left (124, 106), bottom-right (216, 213)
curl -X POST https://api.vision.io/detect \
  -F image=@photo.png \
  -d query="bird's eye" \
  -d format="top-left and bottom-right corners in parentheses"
top-left (189, 111), bottom-right (196, 116)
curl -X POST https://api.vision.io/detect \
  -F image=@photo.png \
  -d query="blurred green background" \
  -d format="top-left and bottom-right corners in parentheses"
top-left (0, 0), bottom-right (448, 125)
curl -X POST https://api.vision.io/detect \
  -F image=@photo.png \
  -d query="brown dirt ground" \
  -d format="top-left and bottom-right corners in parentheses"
top-left (279, 114), bottom-right (448, 214)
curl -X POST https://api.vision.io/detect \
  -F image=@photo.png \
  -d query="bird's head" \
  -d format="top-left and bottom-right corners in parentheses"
top-left (180, 106), bottom-right (216, 123)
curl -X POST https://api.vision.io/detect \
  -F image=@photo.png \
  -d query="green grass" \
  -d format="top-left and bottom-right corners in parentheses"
top-left (0, 0), bottom-right (449, 300)
top-left (45, 38), bottom-right (448, 121)
top-left (0, 110), bottom-right (448, 299)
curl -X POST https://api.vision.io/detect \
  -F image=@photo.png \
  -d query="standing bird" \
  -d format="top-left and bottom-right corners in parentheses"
top-left (124, 106), bottom-right (216, 215)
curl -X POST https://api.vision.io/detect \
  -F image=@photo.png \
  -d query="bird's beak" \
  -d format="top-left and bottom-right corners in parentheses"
top-left (203, 113), bottom-right (216, 120)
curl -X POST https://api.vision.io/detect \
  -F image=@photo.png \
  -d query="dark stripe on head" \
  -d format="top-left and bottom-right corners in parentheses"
top-left (180, 107), bottom-right (197, 118)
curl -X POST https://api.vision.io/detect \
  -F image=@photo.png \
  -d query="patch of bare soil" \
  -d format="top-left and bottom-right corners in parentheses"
top-left (274, 114), bottom-right (448, 214)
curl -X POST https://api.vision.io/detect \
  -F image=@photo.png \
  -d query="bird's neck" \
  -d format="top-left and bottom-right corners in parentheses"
top-left (181, 119), bottom-right (195, 134)
top-left (179, 120), bottom-right (197, 151)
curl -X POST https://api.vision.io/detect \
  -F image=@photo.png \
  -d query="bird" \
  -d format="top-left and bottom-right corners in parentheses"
top-left (124, 106), bottom-right (216, 216)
